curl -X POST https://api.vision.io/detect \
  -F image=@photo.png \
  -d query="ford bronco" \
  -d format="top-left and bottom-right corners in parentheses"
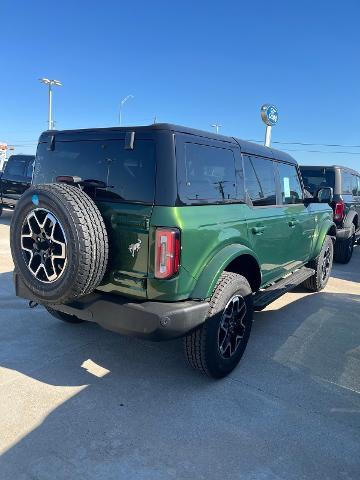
top-left (300, 165), bottom-right (360, 263)
top-left (11, 124), bottom-right (336, 378)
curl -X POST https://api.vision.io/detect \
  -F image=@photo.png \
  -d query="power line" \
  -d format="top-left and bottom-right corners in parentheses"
top-left (246, 139), bottom-right (360, 149)
top-left (280, 148), bottom-right (360, 156)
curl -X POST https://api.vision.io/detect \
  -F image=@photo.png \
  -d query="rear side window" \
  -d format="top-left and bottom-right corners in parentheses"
top-left (342, 172), bottom-right (353, 194)
top-left (243, 156), bottom-right (276, 206)
top-left (299, 168), bottom-right (335, 195)
top-left (352, 175), bottom-right (359, 196)
top-left (35, 139), bottom-right (155, 204)
top-left (178, 142), bottom-right (237, 204)
top-left (276, 162), bottom-right (303, 204)
top-left (5, 158), bottom-right (27, 176)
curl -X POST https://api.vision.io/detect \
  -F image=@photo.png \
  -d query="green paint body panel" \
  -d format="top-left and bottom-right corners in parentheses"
top-left (95, 202), bottom-right (153, 299)
top-left (94, 201), bottom-right (335, 302)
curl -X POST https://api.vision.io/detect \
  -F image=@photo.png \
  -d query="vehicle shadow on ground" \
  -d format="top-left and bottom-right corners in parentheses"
top-left (0, 267), bottom-right (359, 478)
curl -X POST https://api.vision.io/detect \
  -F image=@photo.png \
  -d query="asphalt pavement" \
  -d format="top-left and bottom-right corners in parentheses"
top-left (0, 208), bottom-right (359, 480)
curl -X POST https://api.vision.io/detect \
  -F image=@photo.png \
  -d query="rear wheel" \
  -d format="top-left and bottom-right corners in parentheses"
top-left (303, 235), bottom-right (333, 292)
top-left (184, 272), bottom-right (253, 379)
top-left (45, 306), bottom-right (84, 324)
top-left (334, 225), bottom-right (355, 264)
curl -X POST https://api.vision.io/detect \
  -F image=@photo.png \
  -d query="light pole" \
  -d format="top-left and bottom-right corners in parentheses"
top-left (39, 78), bottom-right (62, 130)
top-left (211, 122), bottom-right (222, 134)
top-left (119, 95), bottom-right (134, 126)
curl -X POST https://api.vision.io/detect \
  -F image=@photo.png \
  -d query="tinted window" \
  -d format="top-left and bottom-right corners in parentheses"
top-left (352, 175), bottom-right (359, 196)
top-left (277, 162), bottom-right (303, 204)
top-left (342, 172), bottom-right (353, 194)
top-left (299, 168), bottom-right (335, 195)
top-left (178, 142), bottom-right (237, 204)
top-left (34, 139), bottom-right (155, 204)
top-left (26, 160), bottom-right (34, 179)
top-left (5, 158), bottom-right (27, 176)
top-left (243, 156), bottom-right (276, 206)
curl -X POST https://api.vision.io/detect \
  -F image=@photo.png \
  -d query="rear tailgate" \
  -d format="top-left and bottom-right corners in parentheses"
top-left (34, 130), bottom-right (156, 299)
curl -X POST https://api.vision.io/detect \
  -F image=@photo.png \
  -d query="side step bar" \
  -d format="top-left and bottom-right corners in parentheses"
top-left (253, 267), bottom-right (315, 311)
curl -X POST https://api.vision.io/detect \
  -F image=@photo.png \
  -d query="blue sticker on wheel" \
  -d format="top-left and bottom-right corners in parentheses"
top-left (32, 194), bottom-right (39, 206)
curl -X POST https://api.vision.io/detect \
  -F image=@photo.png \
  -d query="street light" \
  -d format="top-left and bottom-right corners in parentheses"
top-left (119, 95), bottom-right (134, 126)
top-left (211, 122), bottom-right (222, 134)
top-left (39, 78), bottom-right (62, 130)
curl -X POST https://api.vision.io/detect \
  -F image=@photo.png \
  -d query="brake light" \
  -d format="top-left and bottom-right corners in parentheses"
top-left (155, 228), bottom-right (180, 279)
top-left (334, 201), bottom-right (345, 222)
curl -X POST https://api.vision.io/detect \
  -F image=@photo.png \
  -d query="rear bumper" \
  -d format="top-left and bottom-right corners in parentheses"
top-left (14, 272), bottom-right (209, 340)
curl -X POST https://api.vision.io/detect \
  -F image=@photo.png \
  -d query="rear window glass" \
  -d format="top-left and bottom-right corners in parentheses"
top-left (34, 139), bottom-right (155, 204)
top-left (299, 168), bottom-right (335, 195)
top-left (178, 142), bottom-right (237, 204)
top-left (5, 158), bottom-right (27, 176)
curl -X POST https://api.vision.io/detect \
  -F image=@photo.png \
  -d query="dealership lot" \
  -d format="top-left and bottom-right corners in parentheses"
top-left (0, 208), bottom-right (359, 479)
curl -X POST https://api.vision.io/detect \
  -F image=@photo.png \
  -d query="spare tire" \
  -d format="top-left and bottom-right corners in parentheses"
top-left (10, 183), bottom-right (108, 305)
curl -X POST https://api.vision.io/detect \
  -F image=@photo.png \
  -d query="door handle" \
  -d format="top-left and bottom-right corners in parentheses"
top-left (252, 226), bottom-right (265, 235)
top-left (288, 219), bottom-right (299, 227)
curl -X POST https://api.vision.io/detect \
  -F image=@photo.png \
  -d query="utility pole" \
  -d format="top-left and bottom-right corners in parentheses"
top-left (119, 95), bottom-right (134, 126)
top-left (39, 78), bottom-right (62, 130)
top-left (211, 122), bottom-right (222, 134)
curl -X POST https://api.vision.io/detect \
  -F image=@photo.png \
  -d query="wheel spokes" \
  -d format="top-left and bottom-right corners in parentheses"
top-left (218, 295), bottom-right (247, 359)
top-left (20, 208), bottom-right (67, 284)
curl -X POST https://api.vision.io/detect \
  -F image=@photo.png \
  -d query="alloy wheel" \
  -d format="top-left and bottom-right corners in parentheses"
top-left (217, 295), bottom-right (247, 359)
top-left (21, 208), bottom-right (67, 283)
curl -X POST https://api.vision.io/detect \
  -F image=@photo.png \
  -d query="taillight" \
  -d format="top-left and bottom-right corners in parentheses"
top-left (155, 228), bottom-right (180, 279)
top-left (334, 201), bottom-right (345, 222)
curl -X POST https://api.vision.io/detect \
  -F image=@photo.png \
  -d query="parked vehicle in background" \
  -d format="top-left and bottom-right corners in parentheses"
top-left (0, 155), bottom-right (35, 216)
top-left (11, 124), bottom-right (335, 378)
top-left (300, 165), bottom-right (360, 263)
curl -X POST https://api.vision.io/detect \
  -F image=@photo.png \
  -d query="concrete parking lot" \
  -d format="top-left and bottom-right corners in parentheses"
top-left (0, 208), bottom-right (359, 480)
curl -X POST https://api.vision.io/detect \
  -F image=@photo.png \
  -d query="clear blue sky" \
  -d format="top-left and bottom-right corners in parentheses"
top-left (1, 0), bottom-right (360, 170)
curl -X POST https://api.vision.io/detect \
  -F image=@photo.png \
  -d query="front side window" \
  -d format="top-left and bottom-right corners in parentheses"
top-left (276, 162), bottom-right (303, 204)
top-left (178, 142), bottom-right (237, 204)
top-left (243, 156), bottom-right (276, 206)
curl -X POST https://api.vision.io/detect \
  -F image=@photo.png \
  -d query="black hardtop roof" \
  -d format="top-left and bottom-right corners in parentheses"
top-left (300, 164), bottom-right (360, 176)
top-left (7, 154), bottom-right (35, 160)
top-left (38, 123), bottom-right (297, 164)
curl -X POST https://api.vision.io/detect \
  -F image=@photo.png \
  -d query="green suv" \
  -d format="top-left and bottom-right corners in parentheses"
top-left (11, 124), bottom-right (336, 378)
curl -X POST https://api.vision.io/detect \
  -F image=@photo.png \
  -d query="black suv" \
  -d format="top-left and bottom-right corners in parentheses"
top-left (300, 165), bottom-right (360, 263)
top-left (0, 154), bottom-right (35, 216)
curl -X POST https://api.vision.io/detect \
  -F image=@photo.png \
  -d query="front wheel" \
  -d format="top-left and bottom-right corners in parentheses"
top-left (303, 235), bottom-right (333, 292)
top-left (184, 272), bottom-right (253, 379)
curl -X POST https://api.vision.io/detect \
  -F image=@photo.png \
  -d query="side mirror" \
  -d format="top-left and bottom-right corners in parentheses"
top-left (316, 187), bottom-right (333, 204)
